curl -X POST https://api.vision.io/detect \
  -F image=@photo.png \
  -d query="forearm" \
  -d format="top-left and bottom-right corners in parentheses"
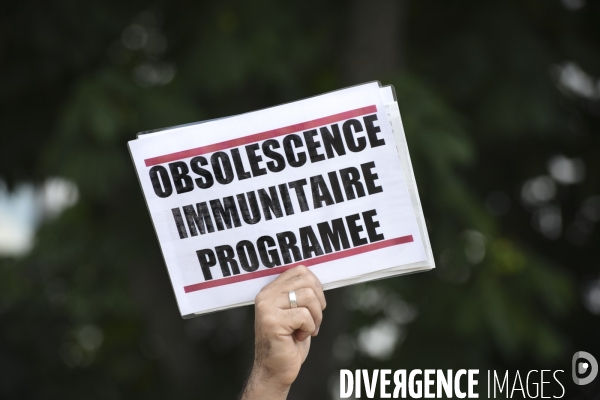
top-left (240, 365), bottom-right (291, 400)
top-left (240, 266), bottom-right (324, 400)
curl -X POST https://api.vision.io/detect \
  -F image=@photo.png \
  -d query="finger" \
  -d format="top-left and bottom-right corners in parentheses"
top-left (299, 336), bottom-right (311, 363)
top-left (278, 288), bottom-right (323, 334)
top-left (280, 307), bottom-right (316, 342)
top-left (254, 267), bottom-right (323, 314)
top-left (272, 266), bottom-right (327, 310)
top-left (300, 268), bottom-right (326, 310)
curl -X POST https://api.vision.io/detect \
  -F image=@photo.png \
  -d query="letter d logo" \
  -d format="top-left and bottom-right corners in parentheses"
top-left (572, 351), bottom-right (598, 385)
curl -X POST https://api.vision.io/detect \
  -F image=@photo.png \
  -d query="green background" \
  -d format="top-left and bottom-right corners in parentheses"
top-left (1, 0), bottom-right (599, 398)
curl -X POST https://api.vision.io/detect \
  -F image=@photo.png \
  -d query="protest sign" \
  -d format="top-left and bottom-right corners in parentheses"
top-left (128, 82), bottom-right (434, 317)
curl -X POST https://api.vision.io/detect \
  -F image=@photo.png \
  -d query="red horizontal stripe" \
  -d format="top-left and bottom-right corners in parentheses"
top-left (183, 235), bottom-right (413, 293)
top-left (144, 105), bottom-right (378, 167)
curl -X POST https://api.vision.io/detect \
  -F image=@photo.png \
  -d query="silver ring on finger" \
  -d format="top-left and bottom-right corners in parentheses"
top-left (288, 290), bottom-right (298, 309)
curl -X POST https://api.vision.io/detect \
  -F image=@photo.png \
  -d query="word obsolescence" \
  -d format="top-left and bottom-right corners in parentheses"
top-left (129, 82), bottom-right (434, 317)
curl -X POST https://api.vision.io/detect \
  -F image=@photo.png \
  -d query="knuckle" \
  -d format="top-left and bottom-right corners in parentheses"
top-left (304, 266), bottom-right (317, 279)
top-left (255, 299), bottom-right (270, 314)
top-left (256, 286), bottom-right (272, 300)
top-left (298, 287), bottom-right (313, 301)
top-left (260, 313), bottom-right (277, 329)
top-left (296, 265), bottom-right (308, 275)
top-left (300, 307), bottom-right (312, 320)
top-left (307, 273), bottom-right (320, 288)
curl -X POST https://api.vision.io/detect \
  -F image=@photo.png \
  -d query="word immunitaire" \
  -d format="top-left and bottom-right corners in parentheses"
top-left (148, 114), bottom-right (390, 282)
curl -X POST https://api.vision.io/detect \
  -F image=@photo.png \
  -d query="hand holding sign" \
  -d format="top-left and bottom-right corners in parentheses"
top-left (240, 265), bottom-right (326, 400)
top-left (128, 82), bottom-right (435, 316)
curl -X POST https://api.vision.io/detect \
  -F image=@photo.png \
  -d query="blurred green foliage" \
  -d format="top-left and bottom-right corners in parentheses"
top-left (0, 0), bottom-right (599, 399)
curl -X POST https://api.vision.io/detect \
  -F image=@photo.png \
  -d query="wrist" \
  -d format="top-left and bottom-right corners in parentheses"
top-left (241, 363), bottom-right (292, 400)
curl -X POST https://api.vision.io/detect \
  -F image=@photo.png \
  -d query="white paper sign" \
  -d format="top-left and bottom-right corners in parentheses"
top-left (128, 82), bottom-right (433, 317)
